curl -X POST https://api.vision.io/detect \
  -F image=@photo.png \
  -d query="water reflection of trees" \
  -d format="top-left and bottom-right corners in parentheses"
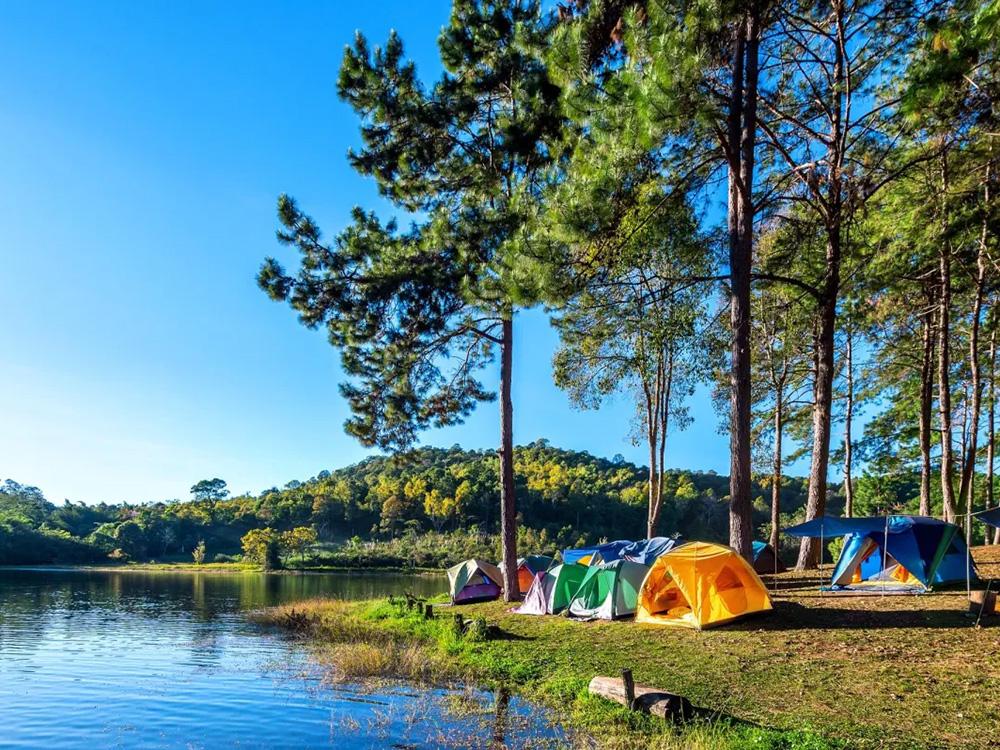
top-left (0, 569), bottom-right (444, 673)
top-left (0, 569), bottom-right (445, 623)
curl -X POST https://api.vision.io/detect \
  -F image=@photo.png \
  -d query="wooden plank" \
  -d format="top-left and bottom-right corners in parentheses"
top-left (588, 675), bottom-right (693, 721)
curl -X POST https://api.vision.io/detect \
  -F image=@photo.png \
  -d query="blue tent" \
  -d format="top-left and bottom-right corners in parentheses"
top-left (788, 515), bottom-right (974, 591)
top-left (562, 540), bottom-right (632, 566)
top-left (621, 537), bottom-right (682, 565)
top-left (977, 507), bottom-right (1000, 528)
top-left (751, 541), bottom-right (786, 573)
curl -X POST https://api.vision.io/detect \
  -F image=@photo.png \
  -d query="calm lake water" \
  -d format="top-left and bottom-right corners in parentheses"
top-left (0, 568), bottom-right (565, 749)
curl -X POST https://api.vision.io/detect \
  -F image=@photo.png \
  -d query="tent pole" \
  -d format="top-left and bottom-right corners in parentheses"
top-left (966, 510), bottom-right (972, 600)
top-left (820, 525), bottom-right (825, 594)
top-left (774, 538), bottom-right (779, 594)
top-left (882, 514), bottom-right (889, 598)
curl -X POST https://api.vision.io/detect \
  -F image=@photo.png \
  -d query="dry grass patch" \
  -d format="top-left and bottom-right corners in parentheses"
top-left (254, 597), bottom-right (468, 685)
top-left (314, 641), bottom-right (448, 683)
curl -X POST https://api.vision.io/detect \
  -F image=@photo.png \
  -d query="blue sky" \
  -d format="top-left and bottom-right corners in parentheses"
top-left (0, 1), bottom-right (807, 505)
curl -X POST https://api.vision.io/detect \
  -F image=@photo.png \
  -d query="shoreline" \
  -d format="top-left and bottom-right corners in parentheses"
top-left (255, 596), bottom-right (843, 750)
top-left (255, 546), bottom-right (1000, 750)
top-left (0, 562), bottom-right (446, 576)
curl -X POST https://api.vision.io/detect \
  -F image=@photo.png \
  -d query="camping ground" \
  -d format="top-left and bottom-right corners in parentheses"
top-left (257, 546), bottom-right (1000, 749)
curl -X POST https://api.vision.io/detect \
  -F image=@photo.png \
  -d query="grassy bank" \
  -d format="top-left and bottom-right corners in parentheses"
top-left (76, 561), bottom-right (258, 574)
top-left (71, 561), bottom-right (444, 575)
top-left (255, 546), bottom-right (1000, 750)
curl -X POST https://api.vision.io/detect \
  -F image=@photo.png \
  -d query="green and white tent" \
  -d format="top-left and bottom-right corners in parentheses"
top-left (515, 563), bottom-right (588, 615)
top-left (567, 559), bottom-right (650, 620)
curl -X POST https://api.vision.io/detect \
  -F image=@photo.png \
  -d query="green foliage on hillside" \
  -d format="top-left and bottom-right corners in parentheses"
top-left (0, 443), bottom-right (835, 567)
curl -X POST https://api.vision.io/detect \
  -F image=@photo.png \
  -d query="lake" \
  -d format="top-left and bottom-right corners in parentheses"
top-left (0, 567), bottom-right (566, 749)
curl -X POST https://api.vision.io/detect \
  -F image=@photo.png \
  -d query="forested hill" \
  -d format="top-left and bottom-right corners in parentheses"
top-left (0, 441), bottom-right (840, 566)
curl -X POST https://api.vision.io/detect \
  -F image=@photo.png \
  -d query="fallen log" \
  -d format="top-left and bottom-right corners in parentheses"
top-left (588, 674), bottom-right (693, 722)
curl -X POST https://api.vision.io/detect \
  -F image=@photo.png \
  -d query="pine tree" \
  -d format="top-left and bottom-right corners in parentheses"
top-left (549, 0), bottom-right (774, 559)
top-left (258, 1), bottom-right (563, 601)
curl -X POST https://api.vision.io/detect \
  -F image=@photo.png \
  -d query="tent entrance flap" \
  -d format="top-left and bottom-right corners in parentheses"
top-left (640, 571), bottom-right (696, 627)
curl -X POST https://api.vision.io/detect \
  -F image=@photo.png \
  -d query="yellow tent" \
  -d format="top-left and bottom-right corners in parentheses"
top-left (636, 542), bottom-right (772, 629)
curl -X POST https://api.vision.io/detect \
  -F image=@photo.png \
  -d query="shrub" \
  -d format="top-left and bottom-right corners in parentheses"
top-left (191, 540), bottom-right (206, 565)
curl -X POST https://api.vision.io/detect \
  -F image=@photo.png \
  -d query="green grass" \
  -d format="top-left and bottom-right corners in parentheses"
top-left (253, 546), bottom-right (1000, 749)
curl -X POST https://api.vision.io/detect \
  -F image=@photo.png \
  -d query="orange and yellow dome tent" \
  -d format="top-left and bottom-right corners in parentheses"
top-left (636, 542), bottom-right (772, 629)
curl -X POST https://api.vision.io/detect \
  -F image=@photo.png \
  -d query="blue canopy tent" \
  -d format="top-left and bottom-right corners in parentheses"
top-left (562, 540), bottom-right (632, 566)
top-left (977, 507), bottom-right (1000, 528)
top-left (976, 508), bottom-right (1000, 547)
top-left (785, 516), bottom-right (892, 538)
top-left (786, 515), bottom-right (975, 592)
top-left (621, 536), bottom-right (682, 565)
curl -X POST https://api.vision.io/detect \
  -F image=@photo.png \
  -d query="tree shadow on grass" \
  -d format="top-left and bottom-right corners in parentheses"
top-left (763, 576), bottom-right (834, 592)
top-left (485, 626), bottom-right (535, 642)
top-left (682, 706), bottom-right (786, 735)
top-left (727, 599), bottom-right (997, 631)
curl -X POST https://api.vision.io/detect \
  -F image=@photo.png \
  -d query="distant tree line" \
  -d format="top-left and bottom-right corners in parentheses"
top-left (0, 443), bottom-right (843, 566)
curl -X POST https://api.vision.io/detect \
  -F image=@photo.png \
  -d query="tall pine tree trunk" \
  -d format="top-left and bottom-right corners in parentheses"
top-left (645, 366), bottom-right (661, 538)
top-left (843, 324), bottom-right (855, 517)
top-left (960, 166), bottom-right (991, 528)
top-left (770, 389), bottom-right (783, 551)
top-left (727, 10), bottom-right (759, 563)
top-left (647, 454), bottom-right (661, 538)
top-left (988, 329), bottom-right (998, 544)
top-left (919, 296), bottom-right (935, 516)
top-left (498, 316), bottom-right (518, 602)
top-left (647, 347), bottom-right (673, 538)
top-left (656, 349), bottom-right (672, 535)
top-left (960, 257), bottom-right (986, 525)
top-left (938, 154), bottom-right (958, 523)
top-left (797, 9), bottom-right (844, 570)
top-left (797, 227), bottom-right (841, 569)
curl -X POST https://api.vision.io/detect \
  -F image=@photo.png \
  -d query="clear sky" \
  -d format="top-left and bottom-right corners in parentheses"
top-left (0, 1), bottom-right (813, 505)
